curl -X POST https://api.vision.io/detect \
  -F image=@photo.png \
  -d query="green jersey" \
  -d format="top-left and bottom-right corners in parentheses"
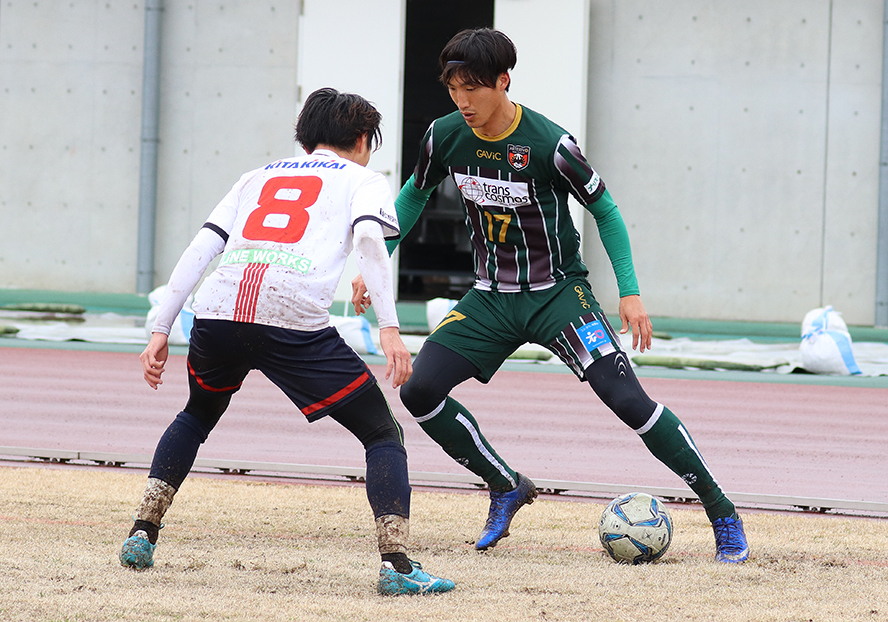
top-left (392, 104), bottom-right (639, 296)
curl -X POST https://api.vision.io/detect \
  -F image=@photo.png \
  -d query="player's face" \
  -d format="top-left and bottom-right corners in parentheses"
top-left (447, 73), bottom-right (512, 137)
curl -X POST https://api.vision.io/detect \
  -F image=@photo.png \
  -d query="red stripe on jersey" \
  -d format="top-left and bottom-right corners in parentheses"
top-left (302, 372), bottom-right (371, 417)
top-left (234, 262), bottom-right (269, 323)
top-left (187, 359), bottom-right (243, 393)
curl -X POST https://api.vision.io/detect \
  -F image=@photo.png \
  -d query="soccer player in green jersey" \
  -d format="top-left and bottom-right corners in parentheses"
top-left (353, 28), bottom-right (749, 563)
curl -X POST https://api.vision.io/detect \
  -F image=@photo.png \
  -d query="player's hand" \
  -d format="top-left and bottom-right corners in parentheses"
top-left (140, 332), bottom-right (170, 389)
top-left (351, 274), bottom-right (371, 315)
top-left (378, 326), bottom-right (413, 388)
top-left (618, 295), bottom-right (653, 353)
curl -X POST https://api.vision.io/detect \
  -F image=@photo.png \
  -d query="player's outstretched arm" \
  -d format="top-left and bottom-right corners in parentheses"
top-left (140, 332), bottom-right (170, 389)
top-left (619, 294), bottom-right (653, 353)
top-left (378, 326), bottom-right (413, 388)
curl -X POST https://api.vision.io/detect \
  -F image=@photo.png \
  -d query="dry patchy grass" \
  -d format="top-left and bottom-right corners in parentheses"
top-left (0, 466), bottom-right (886, 622)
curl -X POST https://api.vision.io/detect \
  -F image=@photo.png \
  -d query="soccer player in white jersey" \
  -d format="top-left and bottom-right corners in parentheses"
top-left (119, 88), bottom-right (454, 595)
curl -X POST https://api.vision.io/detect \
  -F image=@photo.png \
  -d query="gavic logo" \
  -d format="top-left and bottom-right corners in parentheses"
top-left (574, 285), bottom-right (591, 309)
top-left (476, 149), bottom-right (502, 160)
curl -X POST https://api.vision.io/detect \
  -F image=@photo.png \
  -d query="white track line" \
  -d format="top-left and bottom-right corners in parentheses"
top-left (1, 446), bottom-right (886, 517)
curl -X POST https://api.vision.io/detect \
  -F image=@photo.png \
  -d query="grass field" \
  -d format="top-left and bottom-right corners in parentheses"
top-left (1, 466), bottom-right (886, 622)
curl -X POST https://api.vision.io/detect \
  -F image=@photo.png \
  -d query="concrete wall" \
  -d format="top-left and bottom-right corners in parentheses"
top-left (0, 1), bottom-right (298, 293)
top-left (153, 2), bottom-right (299, 286)
top-left (584, 0), bottom-right (883, 325)
top-left (0, 0), bottom-right (884, 325)
top-left (0, 2), bottom-right (145, 291)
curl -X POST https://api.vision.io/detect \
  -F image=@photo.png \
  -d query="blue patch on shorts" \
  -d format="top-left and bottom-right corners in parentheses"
top-left (576, 319), bottom-right (612, 353)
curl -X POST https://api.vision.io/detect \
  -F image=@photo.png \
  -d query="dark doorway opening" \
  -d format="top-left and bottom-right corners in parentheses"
top-left (398, 0), bottom-right (495, 301)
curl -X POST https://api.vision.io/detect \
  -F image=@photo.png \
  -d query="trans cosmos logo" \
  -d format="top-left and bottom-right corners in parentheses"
top-left (458, 176), bottom-right (486, 204)
top-left (454, 173), bottom-right (532, 208)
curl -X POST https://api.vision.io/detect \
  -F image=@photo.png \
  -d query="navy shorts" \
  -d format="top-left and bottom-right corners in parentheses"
top-left (186, 318), bottom-right (376, 422)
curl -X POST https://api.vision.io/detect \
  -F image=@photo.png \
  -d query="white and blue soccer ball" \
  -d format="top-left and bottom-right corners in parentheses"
top-left (598, 492), bottom-right (673, 564)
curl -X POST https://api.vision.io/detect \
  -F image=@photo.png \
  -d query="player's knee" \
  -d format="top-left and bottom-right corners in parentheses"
top-left (183, 393), bottom-right (229, 432)
top-left (586, 353), bottom-right (657, 429)
top-left (174, 410), bottom-right (215, 442)
top-left (399, 375), bottom-right (442, 419)
top-left (601, 389), bottom-right (657, 430)
top-left (361, 418), bottom-right (404, 447)
top-left (329, 386), bottom-right (404, 448)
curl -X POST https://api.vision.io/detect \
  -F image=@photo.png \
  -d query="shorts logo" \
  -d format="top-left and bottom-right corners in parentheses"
top-left (507, 144), bottom-right (530, 171)
top-left (577, 319), bottom-right (612, 353)
top-left (574, 285), bottom-right (591, 309)
top-left (431, 310), bottom-right (466, 335)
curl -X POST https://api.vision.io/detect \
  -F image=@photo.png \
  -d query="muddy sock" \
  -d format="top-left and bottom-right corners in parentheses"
top-left (375, 514), bottom-right (409, 556)
top-left (135, 477), bottom-right (177, 527)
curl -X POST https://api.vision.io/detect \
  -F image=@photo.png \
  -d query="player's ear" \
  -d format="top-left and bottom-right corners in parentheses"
top-left (499, 72), bottom-right (510, 92)
top-left (355, 133), bottom-right (368, 153)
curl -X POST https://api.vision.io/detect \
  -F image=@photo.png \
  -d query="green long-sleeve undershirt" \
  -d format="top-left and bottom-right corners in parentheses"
top-left (584, 188), bottom-right (640, 298)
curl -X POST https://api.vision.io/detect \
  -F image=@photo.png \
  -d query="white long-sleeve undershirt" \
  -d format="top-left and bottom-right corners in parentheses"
top-left (151, 227), bottom-right (226, 336)
top-left (352, 218), bottom-right (398, 330)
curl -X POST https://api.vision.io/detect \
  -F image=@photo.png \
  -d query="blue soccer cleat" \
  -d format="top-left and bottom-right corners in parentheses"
top-left (119, 530), bottom-right (157, 569)
top-left (475, 472), bottom-right (538, 550)
top-left (712, 515), bottom-right (749, 563)
top-left (377, 560), bottom-right (455, 595)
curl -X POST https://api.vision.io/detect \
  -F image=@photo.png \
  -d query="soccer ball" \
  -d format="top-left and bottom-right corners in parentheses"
top-left (598, 492), bottom-right (673, 564)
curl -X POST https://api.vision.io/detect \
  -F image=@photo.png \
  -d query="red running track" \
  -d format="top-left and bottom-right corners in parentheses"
top-left (1, 346), bottom-right (887, 505)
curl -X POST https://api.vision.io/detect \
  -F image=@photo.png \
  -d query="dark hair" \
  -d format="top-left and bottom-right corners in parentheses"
top-left (295, 87), bottom-right (383, 153)
top-left (439, 28), bottom-right (517, 90)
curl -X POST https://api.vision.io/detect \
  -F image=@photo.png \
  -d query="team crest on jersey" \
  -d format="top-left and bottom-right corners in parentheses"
top-left (507, 144), bottom-right (530, 171)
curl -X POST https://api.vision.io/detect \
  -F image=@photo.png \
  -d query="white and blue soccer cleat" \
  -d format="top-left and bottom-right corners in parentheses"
top-left (377, 560), bottom-right (455, 595)
top-left (712, 515), bottom-right (750, 563)
top-left (119, 530), bottom-right (157, 569)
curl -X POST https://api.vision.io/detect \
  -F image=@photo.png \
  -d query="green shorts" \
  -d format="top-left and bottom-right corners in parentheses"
top-left (426, 277), bottom-right (624, 383)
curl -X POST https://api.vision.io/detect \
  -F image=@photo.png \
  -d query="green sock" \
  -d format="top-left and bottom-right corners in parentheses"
top-left (416, 397), bottom-right (517, 492)
top-left (639, 406), bottom-right (736, 522)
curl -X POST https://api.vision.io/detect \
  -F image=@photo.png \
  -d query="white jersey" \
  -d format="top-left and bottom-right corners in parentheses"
top-left (190, 149), bottom-right (399, 331)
